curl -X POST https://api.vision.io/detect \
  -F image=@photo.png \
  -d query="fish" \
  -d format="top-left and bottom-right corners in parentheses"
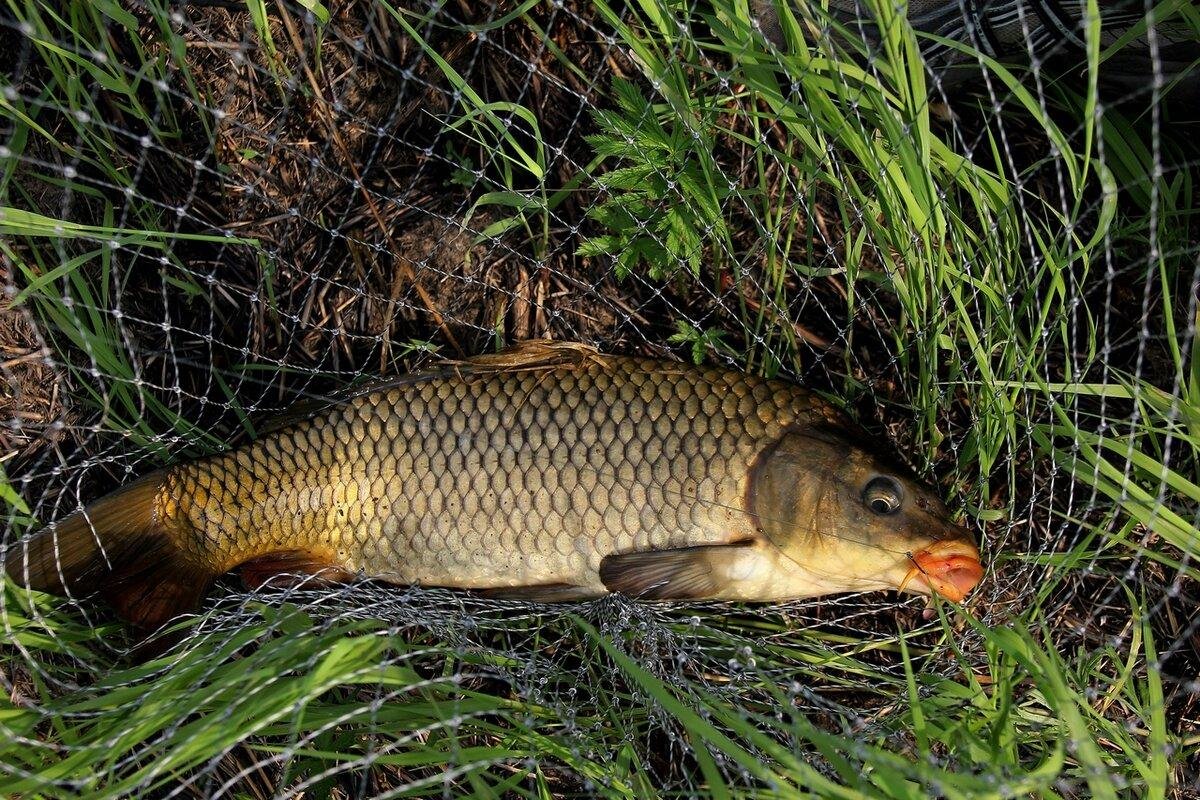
top-left (4, 340), bottom-right (983, 629)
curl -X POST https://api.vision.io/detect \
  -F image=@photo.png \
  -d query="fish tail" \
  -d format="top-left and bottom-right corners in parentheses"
top-left (5, 471), bottom-right (215, 630)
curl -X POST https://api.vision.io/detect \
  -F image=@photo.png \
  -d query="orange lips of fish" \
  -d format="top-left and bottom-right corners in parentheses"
top-left (900, 539), bottom-right (984, 602)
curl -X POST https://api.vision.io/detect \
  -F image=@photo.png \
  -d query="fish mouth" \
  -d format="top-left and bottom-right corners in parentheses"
top-left (899, 539), bottom-right (983, 603)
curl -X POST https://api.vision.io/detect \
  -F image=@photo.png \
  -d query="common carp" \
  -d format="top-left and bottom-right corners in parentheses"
top-left (5, 341), bottom-right (983, 629)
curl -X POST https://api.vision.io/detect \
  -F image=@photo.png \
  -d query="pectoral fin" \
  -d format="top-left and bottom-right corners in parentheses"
top-left (599, 543), bottom-right (753, 600)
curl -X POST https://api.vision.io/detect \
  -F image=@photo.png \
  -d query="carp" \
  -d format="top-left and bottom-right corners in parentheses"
top-left (6, 341), bottom-right (982, 628)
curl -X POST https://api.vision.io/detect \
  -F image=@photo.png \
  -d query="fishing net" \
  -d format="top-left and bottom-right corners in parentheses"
top-left (1, 0), bottom-right (1197, 796)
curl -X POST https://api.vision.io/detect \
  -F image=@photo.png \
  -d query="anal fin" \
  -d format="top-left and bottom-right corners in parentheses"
top-left (239, 550), bottom-right (356, 590)
top-left (599, 543), bottom-right (754, 600)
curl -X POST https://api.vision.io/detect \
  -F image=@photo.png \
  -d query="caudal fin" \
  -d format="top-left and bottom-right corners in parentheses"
top-left (5, 472), bottom-right (215, 630)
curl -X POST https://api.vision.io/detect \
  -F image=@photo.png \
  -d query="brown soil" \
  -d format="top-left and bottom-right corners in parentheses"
top-left (0, 276), bottom-right (73, 462)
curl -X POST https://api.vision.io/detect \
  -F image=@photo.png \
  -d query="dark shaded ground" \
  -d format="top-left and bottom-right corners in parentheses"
top-left (0, 288), bottom-right (74, 460)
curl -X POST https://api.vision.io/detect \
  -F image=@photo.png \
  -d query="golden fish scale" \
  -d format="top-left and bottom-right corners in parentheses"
top-left (158, 357), bottom-right (838, 590)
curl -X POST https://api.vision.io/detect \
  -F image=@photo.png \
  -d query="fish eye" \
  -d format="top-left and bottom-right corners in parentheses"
top-left (863, 476), bottom-right (902, 515)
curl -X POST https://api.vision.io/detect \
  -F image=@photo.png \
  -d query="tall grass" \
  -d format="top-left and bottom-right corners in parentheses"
top-left (2, 0), bottom-right (1196, 796)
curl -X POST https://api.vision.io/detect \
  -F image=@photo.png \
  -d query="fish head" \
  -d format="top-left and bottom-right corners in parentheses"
top-left (750, 425), bottom-right (982, 602)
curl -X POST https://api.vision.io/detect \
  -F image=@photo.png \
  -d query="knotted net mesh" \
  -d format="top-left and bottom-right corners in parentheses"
top-left (1, 0), bottom-right (1197, 796)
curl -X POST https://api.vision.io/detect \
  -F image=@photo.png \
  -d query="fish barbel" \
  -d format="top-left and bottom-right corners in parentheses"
top-left (6, 341), bottom-right (983, 628)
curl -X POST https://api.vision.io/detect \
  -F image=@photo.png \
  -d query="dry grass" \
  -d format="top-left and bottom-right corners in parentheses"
top-left (0, 276), bottom-right (73, 461)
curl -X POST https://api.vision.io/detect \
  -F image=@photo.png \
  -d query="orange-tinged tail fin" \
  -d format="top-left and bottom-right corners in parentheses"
top-left (5, 472), bottom-right (215, 630)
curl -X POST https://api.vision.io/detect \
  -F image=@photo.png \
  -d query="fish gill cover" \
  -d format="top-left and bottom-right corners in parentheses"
top-left (0, 0), bottom-right (1197, 797)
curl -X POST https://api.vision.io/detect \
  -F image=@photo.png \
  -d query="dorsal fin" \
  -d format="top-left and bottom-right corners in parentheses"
top-left (347, 340), bottom-right (604, 397)
top-left (448, 340), bottom-right (603, 373)
top-left (254, 341), bottom-right (604, 437)
top-left (251, 372), bottom-right (444, 437)
top-left (254, 396), bottom-right (339, 436)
